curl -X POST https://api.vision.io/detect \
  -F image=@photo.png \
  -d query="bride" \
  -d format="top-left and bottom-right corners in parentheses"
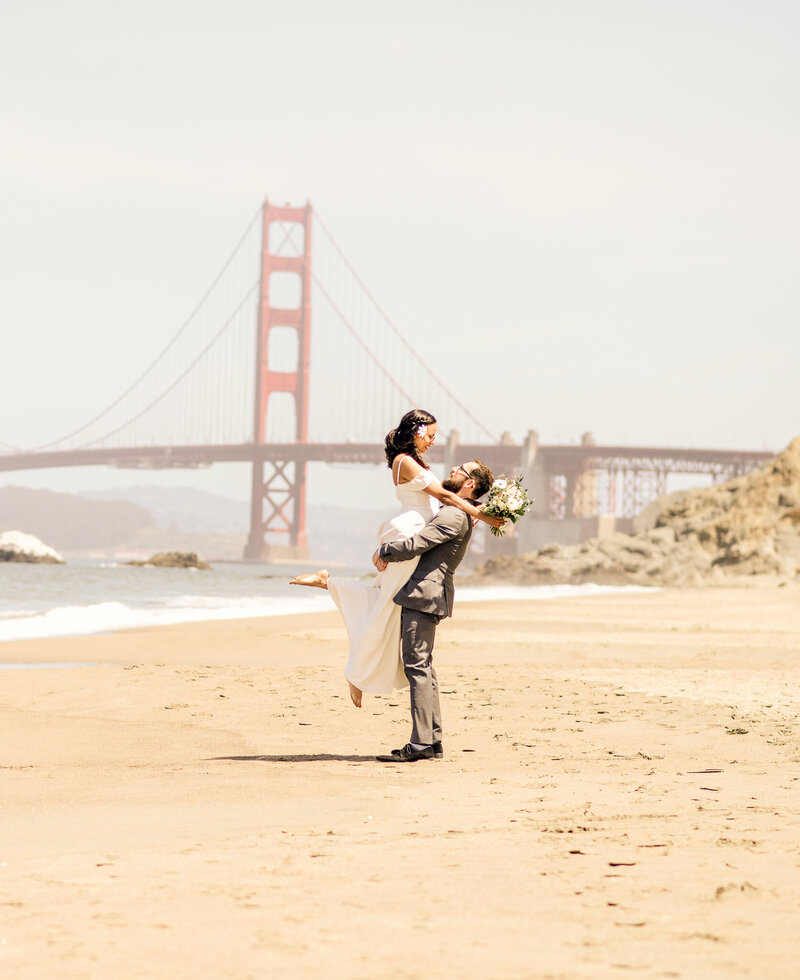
top-left (290, 408), bottom-right (502, 707)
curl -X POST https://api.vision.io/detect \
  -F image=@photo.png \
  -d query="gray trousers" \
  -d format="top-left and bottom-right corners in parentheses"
top-left (400, 606), bottom-right (442, 748)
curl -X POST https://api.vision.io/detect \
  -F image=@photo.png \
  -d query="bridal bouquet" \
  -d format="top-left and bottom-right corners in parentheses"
top-left (483, 476), bottom-right (533, 537)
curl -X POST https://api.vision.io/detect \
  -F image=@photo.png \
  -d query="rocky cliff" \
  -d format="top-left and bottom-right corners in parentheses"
top-left (473, 436), bottom-right (800, 587)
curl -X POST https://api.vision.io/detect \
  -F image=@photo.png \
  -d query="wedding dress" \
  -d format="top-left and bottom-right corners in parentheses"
top-left (327, 467), bottom-right (440, 694)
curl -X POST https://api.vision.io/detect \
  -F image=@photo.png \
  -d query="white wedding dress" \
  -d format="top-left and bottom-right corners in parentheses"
top-left (327, 468), bottom-right (440, 694)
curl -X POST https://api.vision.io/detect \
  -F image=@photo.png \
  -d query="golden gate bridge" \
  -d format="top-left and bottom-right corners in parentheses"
top-left (0, 200), bottom-right (772, 559)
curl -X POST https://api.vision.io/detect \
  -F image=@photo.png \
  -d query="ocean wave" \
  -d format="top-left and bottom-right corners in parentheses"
top-left (0, 595), bottom-right (336, 642)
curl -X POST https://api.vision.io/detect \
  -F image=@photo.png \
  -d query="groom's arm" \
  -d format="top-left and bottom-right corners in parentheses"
top-left (373, 507), bottom-right (468, 568)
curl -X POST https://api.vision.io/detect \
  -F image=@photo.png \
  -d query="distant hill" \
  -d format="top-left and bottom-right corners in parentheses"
top-left (0, 486), bottom-right (154, 550)
top-left (82, 486), bottom-right (250, 534)
top-left (0, 483), bottom-right (396, 564)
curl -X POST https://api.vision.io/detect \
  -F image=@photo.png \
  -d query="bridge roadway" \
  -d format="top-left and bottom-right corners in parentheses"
top-left (0, 442), bottom-right (774, 475)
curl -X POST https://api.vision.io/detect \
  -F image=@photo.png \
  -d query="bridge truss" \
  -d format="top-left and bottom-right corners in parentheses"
top-left (539, 444), bottom-right (771, 520)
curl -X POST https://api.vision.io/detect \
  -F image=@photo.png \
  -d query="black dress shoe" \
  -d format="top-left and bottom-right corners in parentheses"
top-left (377, 743), bottom-right (435, 762)
top-left (390, 741), bottom-right (443, 759)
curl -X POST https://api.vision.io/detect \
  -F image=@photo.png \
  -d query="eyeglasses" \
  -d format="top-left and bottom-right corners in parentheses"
top-left (457, 465), bottom-right (474, 480)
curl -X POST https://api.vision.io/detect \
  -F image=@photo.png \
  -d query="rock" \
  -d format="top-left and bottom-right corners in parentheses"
top-left (0, 530), bottom-right (65, 564)
top-left (646, 526), bottom-right (676, 547)
top-left (125, 551), bottom-right (210, 569)
top-left (473, 435), bottom-right (800, 588)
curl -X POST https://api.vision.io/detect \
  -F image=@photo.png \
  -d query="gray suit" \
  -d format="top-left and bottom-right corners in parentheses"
top-left (378, 505), bottom-right (472, 749)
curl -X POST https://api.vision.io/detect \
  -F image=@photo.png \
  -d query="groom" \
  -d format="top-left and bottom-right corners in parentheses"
top-left (372, 459), bottom-right (494, 762)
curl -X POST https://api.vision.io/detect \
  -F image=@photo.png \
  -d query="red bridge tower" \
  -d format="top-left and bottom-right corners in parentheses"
top-left (244, 200), bottom-right (312, 560)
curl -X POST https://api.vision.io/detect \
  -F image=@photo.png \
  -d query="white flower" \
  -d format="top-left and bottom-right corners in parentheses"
top-left (415, 424), bottom-right (427, 437)
top-left (492, 479), bottom-right (507, 490)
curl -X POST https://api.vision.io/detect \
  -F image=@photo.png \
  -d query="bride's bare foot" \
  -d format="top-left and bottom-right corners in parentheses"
top-left (289, 569), bottom-right (329, 590)
top-left (348, 681), bottom-right (362, 708)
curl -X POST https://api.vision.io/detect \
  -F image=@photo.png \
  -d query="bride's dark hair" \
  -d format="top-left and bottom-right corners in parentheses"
top-left (384, 409), bottom-right (437, 469)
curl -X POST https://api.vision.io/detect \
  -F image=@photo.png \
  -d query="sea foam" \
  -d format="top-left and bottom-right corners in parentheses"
top-left (0, 594), bottom-right (336, 642)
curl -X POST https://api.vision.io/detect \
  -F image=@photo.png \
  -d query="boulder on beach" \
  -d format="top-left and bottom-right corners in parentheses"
top-left (125, 551), bottom-right (211, 569)
top-left (0, 530), bottom-right (66, 564)
top-left (473, 435), bottom-right (800, 588)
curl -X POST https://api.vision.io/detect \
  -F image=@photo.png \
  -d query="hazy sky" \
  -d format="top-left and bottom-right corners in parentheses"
top-left (1, 0), bottom-right (797, 508)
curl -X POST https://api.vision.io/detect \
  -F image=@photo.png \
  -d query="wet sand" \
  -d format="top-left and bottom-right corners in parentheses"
top-left (2, 586), bottom-right (800, 978)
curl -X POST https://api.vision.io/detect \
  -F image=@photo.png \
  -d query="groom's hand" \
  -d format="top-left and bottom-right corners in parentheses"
top-left (372, 549), bottom-right (388, 572)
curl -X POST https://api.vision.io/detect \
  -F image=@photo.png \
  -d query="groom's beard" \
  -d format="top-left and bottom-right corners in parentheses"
top-left (441, 477), bottom-right (464, 493)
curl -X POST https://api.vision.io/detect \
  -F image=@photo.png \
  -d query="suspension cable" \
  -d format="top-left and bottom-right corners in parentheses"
top-left (311, 270), bottom-right (417, 406)
top-left (273, 220), bottom-right (417, 404)
top-left (81, 282), bottom-right (258, 449)
top-left (312, 209), bottom-right (497, 442)
top-left (30, 206), bottom-right (262, 451)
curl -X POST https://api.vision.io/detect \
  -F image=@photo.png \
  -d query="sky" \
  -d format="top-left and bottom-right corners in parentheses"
top-left (1, 0), bottom-right (797, 511)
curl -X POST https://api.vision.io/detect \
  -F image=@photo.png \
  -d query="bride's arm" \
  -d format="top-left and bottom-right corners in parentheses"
top-left (424, 477), bottom-right (503, 528)
top-left (397, 455), bottom-right (502, 528)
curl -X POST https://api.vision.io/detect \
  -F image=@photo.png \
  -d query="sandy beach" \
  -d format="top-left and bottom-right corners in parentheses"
top-left (2, 585), bottom-right (800, 979)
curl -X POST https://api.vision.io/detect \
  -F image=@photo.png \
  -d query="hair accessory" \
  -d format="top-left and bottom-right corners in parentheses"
top-left (415, 424), bottom-right (427, 438)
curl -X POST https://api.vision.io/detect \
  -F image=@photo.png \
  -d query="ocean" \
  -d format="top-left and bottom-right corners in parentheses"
top-left (0, 558), bottom-right (653, 645)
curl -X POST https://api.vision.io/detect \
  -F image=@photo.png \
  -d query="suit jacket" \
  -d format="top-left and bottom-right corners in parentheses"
top-left (378, 504), bottom-right (472, 619)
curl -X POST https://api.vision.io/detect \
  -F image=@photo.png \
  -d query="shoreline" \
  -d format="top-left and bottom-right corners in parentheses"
top-left (0, 580), bottom-right (660, 646)
top-left (0, 585), bottom-right (665, 665)
top-left (1, 582), bottom-right (797, 667)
